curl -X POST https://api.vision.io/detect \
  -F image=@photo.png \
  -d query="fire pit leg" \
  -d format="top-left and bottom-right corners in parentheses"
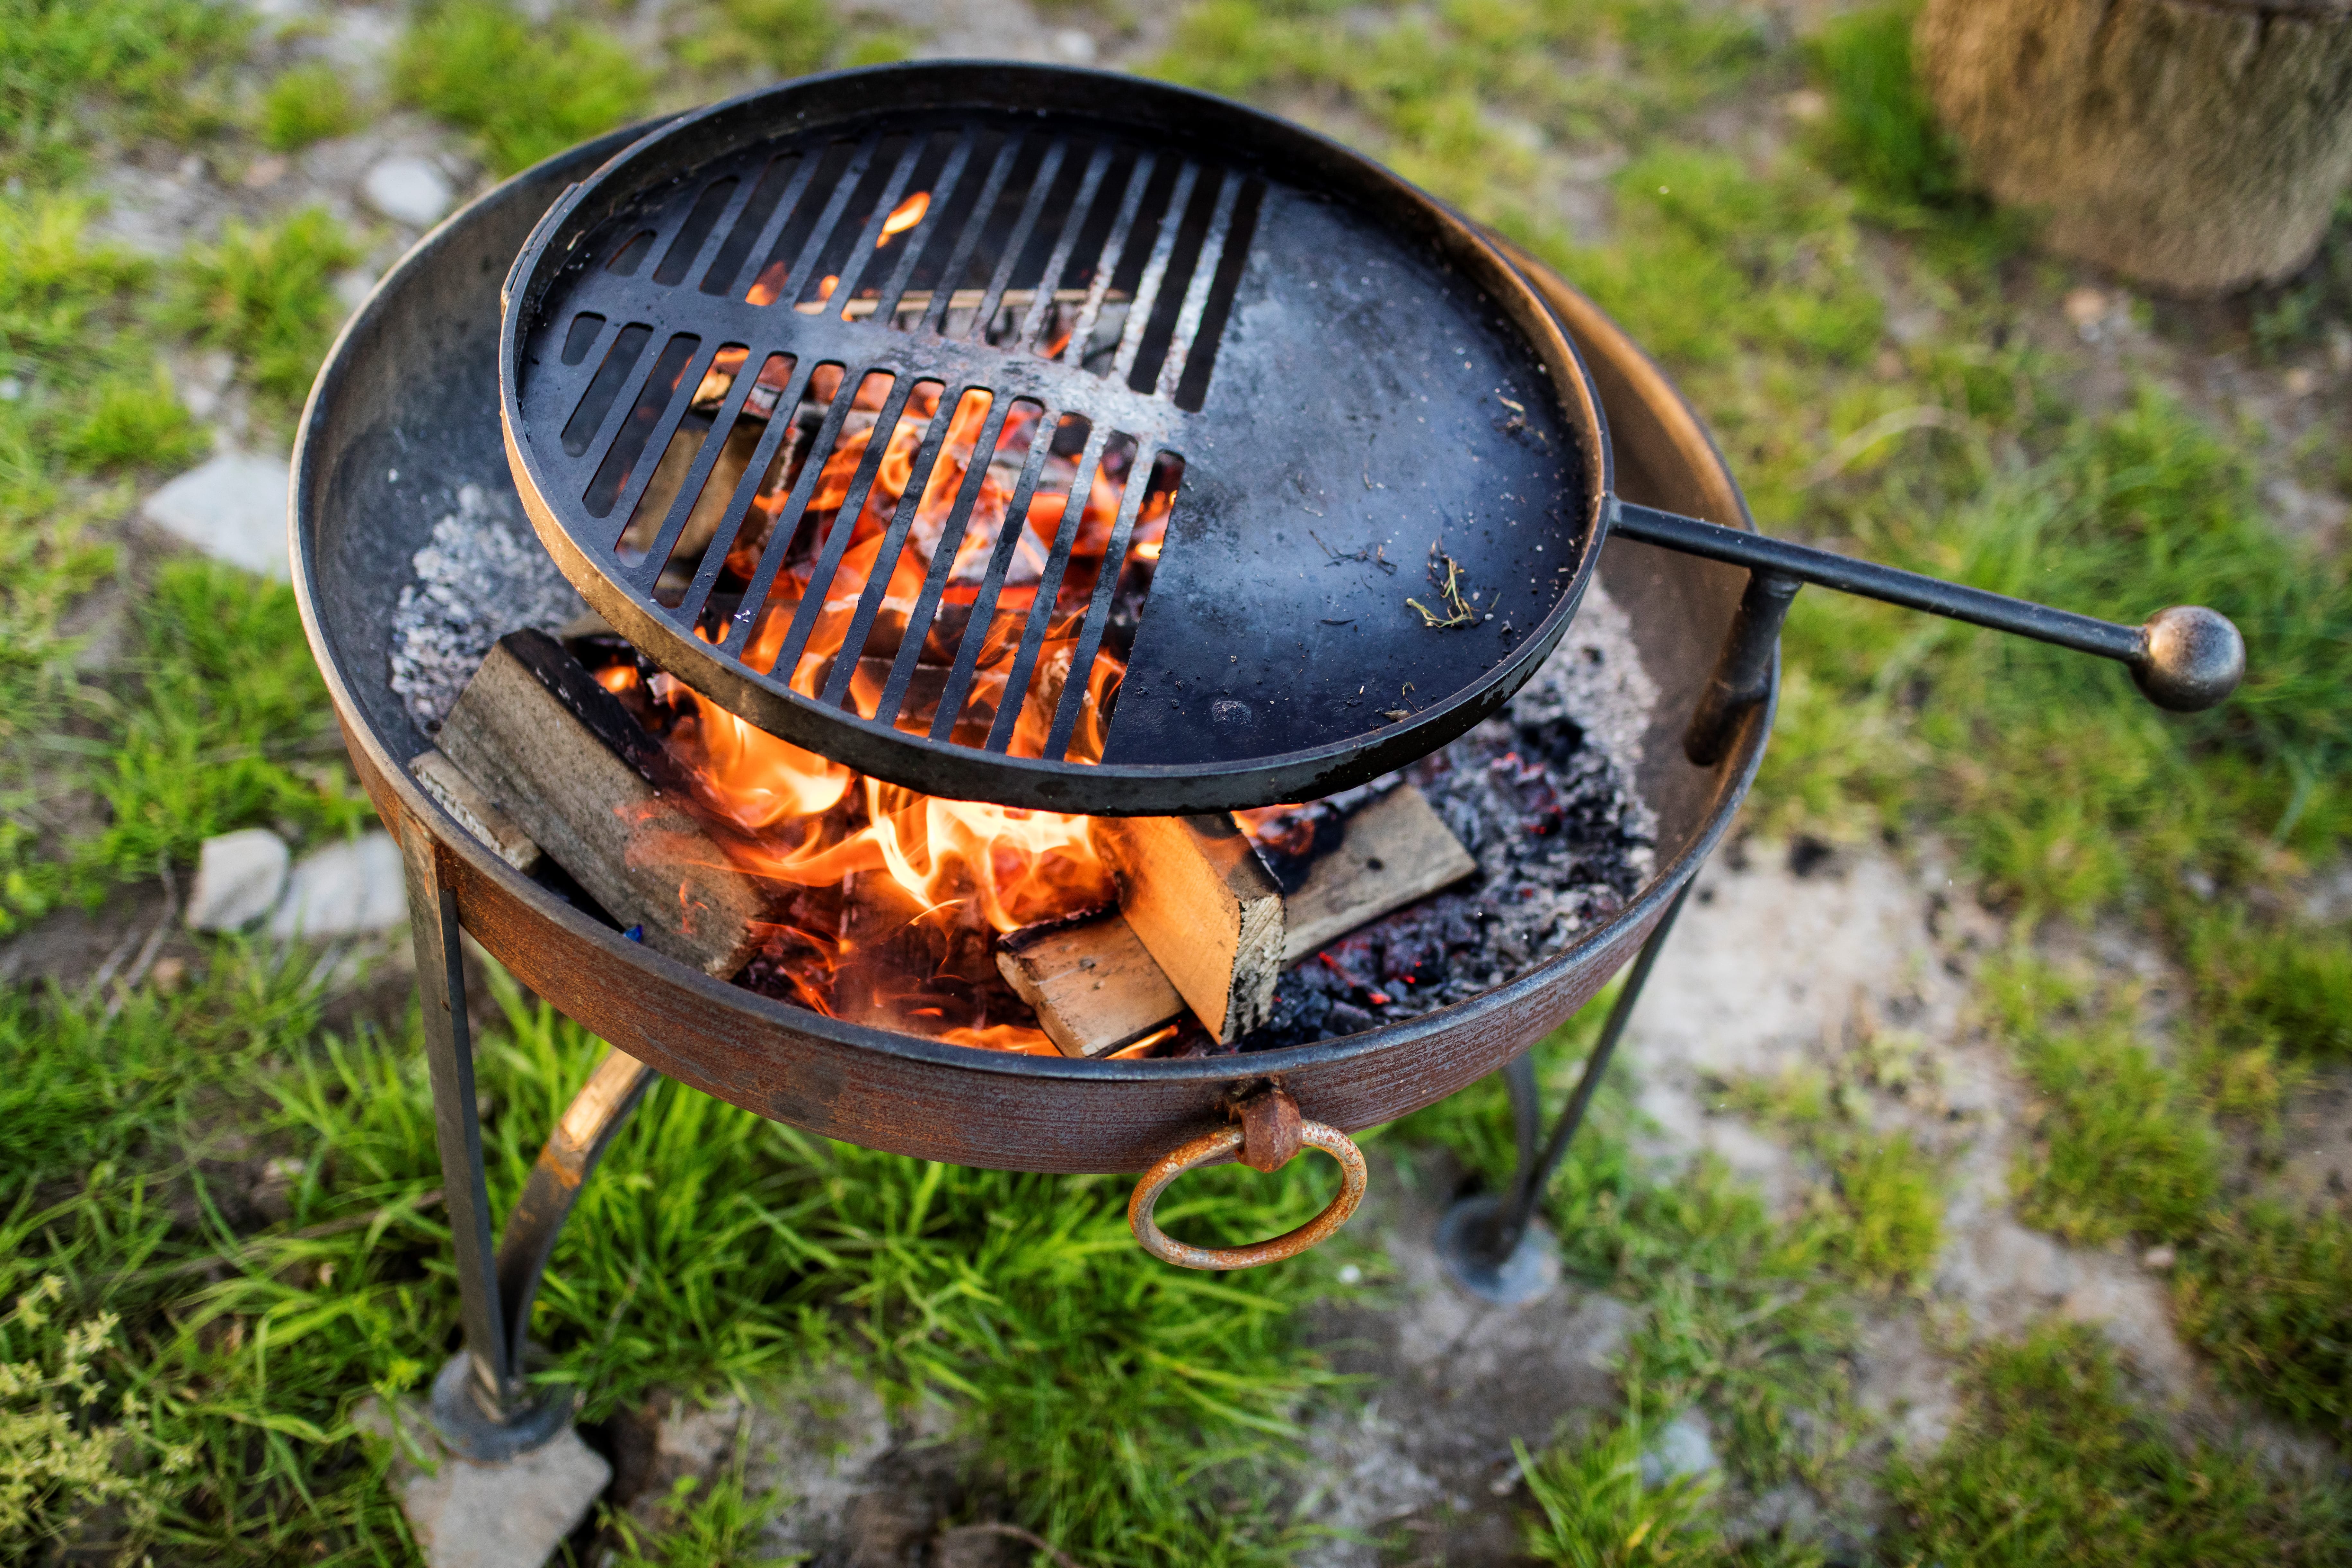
top-left (400, 828), bottom-right (656, 1459)
top-left (1437, 882), bottom-right (1693, 1304)
top-left (1683, 569), bottom-right (1801, 768)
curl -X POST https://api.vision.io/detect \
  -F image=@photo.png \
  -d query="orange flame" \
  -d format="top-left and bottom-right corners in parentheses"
top-left (600, 372), bottom-right (1177, 1052)
top-left (879, 190), bottom-right (929, 243)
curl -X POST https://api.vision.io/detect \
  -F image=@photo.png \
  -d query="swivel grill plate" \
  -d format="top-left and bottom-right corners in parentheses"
top-left (500, 63), bottom-right (1605, 814)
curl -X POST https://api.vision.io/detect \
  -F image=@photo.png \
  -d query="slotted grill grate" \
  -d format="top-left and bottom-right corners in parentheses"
top-left (500, 66), bottom-right (1604, 814)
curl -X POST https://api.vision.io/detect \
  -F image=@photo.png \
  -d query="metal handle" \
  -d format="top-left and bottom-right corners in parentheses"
top-left (1609, 500), bottom-right (2245, 713)
top-left (1128, 1087), bottom-right (1368, 1269)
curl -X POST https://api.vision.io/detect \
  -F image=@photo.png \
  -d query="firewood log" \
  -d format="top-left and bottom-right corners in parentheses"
top-left (435, 629), bottom-right (773, 977)
top-left (995, 906), bottom-right (1185, 1058)
top-left (1090, 814), bottom-right (1284, 1043)
top-left (408, 748), bottom-right (542, 873)
top-left (1280, 785), bottom-right (1478, 962)
top-left (1027, 787), bottom-right (1479, 1052)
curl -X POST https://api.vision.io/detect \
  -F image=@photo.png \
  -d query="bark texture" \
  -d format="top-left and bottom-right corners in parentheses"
top-left (1917, 0), bottom-right (2352, 293)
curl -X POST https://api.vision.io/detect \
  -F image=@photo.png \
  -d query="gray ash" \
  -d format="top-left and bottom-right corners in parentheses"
top-left (1212, 579), bottom-right (1660, 1055)
top-left (390, 485), bottom-right (586, 734)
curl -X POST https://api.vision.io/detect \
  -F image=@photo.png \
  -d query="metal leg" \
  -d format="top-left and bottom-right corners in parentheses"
top-left (1436, 881), bottom-right (1693, 1303)
top-left (401, 826), bottom-right (658, 1460)
top-left (1683, 569), bottom-right (1799, 768)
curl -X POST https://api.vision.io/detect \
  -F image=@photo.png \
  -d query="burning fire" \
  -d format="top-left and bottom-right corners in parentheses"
top-left (603, 342), bottom-right (1179, 1054)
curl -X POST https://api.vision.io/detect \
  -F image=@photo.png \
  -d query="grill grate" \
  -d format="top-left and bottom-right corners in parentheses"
top-left (501, 66), bottom-right (1604, 814)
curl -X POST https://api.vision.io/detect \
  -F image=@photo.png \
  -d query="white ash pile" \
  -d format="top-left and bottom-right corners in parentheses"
top-left (389, 484), bottom-right (586, 733)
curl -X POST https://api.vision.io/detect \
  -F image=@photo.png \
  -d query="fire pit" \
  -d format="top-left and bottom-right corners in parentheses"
top-left (291, 67), bottom-right (2242, 1455)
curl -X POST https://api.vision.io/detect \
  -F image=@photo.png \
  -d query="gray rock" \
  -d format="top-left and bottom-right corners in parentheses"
top-left (268, 832), bottom-right (407, 938)
top-left (186, 829), bottom-right (292, 931)
top-left (353, 1397), bottom-right (609, 1568)
top-left (1639, 1413), bottom-right (1718, 1488)
top-left (332, 267), bottom-right (380, 315)
top-left (363, 155), bottom-right (455, 227)
top-left (746, 1369), bottom-right (897, 1561)
top-left (141, 452), bottom-right (292, 578)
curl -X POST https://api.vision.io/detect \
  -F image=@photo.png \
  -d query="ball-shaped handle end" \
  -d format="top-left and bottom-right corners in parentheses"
top-left (2132, 606), bottom-right (2244, 712)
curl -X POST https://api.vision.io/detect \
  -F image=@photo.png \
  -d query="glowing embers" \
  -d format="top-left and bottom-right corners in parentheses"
top-left (588, 649), bottom-right (1117, 1055)
top-left (607, 347), bottom-right (1185, 765)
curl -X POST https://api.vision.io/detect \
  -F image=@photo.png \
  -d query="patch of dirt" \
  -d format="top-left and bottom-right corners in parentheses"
top-left (1294, 1159), bottom-right (1636, 1565)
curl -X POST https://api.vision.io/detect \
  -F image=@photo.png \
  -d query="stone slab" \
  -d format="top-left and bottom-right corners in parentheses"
top-left (141, 452), bottom-right (291, 578)
top-left (268, 831), bottom-right (407, 938)
top-left (186, 828), bottom-right (291, 931)
top-left (354, 1396), bottom-right (610, 1568)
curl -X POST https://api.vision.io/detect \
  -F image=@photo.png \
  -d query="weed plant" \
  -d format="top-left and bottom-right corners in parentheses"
top-left (2175, 1200), bottom-right (2352, 1436)
top-left (259, 62), bottom-right (358, 153)
top-left (1885, 1323), bottom-right (2351, 1566)
top-left (0, 0), bottom-right (248, 179)
top-left (396, 0), bottom-right (650, 175)
top-left (166, 207), bottom-right (359, 419)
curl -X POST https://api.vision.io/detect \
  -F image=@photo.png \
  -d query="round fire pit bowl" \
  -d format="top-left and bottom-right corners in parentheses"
top-left (292, 124), bottom-right (1769, 1180)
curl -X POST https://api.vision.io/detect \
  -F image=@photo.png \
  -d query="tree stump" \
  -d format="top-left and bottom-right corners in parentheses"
top-left (1916, 0), bottom-right (2352, 294)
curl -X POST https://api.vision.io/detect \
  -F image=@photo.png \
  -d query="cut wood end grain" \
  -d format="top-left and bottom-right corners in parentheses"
top-left (1092, 813), bottom-right (1284, 1043)
top-left (409, 748), bottom-right (542, 873)
top-left (995, 906), bottom-right (1184, 1058)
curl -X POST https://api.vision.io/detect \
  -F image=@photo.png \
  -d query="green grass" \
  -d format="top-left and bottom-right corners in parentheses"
top-left (1152, 0), bottom-right (1767, 229)
top-left (1810, 1132), bottom-right (1942, 1293)
top-left (606, 1459), bottom-right (790, 1568)
top-left (1397, 1013), bottom-right (1864, 1488)
top-left (1, 947), bottom-right (1344, 1562)
top-left (2187, 908), bottom-right (2352, 1062)
top-left (0, 194), bottom-right (201, 934)
top-left (1984, 959), bottom-right (2221, 1247)
top-left (259, 61), bottom-right (358, 152)
top-left (1575, 1162), bottom-right (1854, 1489)
top-left (166, 206), bottom-right (359, 419)
top-left (675, 0), bottom-right (842, 79)
top-left (1805, 4), bottom-right (1960, 216)
top-left (59, 367), bottom-right (207, 474)
top-left (1515, 1404), bottom-right (1725, 1567)
top-left (2, 3), bottom-right (2348, 1561)
top-left (1885, 1322), bottom-right (2351, 1566)
top-left (75, 558), bottom-right (371, 887)
top-left (2175, 1200), bottom-right (2352, 1437)
top-left (396, 0), bottom-right (650, 175)
top-left (0, 0), bottom-right (248, 178)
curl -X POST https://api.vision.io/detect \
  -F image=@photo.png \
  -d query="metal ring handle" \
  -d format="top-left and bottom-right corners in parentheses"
top-left (1128, 1121), bottom-right (1368, 1270)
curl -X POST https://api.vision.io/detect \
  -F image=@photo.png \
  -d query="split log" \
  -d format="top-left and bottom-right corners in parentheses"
top-left (436, 629), bottom-right (773, 977)
top-left (1020, 787), bottom-right (1480, 1054)
top-left (408, 748), bottom-right (541, 873)
top-left (995, 907), bottom-right (1186, 1058)
top-left (1916, 0), bottom-right (2352, 293)
top-left (1090, 814), bottom-right (1284, 1043)
top-left (1281, 785), bottom-right (1478, 963)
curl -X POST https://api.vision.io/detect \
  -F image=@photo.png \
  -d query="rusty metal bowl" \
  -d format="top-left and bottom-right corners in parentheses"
top-left (290, 126), bottom-right (1772, 1177)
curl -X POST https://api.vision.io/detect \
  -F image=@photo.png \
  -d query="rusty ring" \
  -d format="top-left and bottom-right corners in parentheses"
top-left (1127, 1121), bottom-right (1368, 1269)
